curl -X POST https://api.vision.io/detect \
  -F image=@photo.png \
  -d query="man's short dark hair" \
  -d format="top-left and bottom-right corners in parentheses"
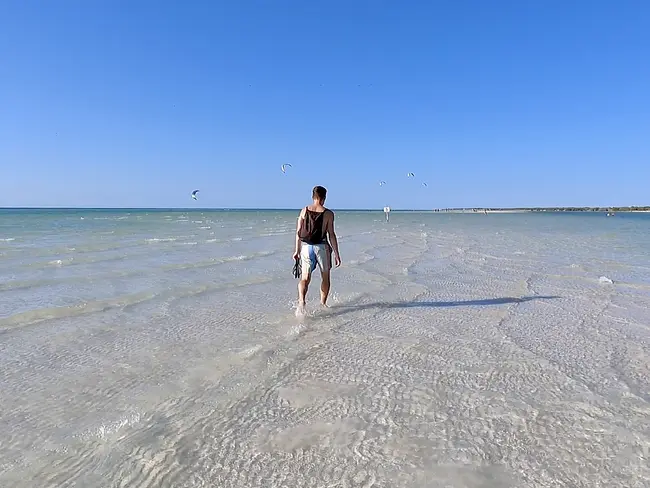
top-left (312, 185), bottom-right (327, 201)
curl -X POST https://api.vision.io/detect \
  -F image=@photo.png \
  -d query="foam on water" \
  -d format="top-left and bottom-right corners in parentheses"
top-left (0, 209), bottom-right (649, 487)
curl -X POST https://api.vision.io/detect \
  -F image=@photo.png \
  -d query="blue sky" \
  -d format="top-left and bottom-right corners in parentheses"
top-left (1, 1), bottom-right (649, 209)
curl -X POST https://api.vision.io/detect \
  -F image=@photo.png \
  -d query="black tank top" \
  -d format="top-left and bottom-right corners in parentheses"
top-left (300, 208), bottom-right (327, 245)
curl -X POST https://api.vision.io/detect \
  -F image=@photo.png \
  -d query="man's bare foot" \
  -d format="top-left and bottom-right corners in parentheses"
top-left (295, 302), bottom-right (307, 317)
top-left (320, 302), bottom-right (329, 308)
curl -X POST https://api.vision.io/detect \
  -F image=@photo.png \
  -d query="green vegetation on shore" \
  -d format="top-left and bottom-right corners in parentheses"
top-left (433, 206), bottom-right (650, 213)
top-left (434, 206), bottom-right (650, 212)
top-left (527, 206), bottom-right (649, 212)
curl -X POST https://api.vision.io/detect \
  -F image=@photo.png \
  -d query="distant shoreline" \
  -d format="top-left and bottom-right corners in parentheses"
top-left (434, 207), bottom-right (650, 213)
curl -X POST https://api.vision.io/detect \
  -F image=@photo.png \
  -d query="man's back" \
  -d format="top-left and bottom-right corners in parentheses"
top-left (301, 204), bottom-right (332, 244)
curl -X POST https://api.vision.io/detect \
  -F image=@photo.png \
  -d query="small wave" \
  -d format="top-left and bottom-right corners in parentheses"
top-left (229, 255), bottom-right (248, 261)
top-left (237, 344), bottom-right (264, 359)
top-left (0, 290), bottom-right (157, 330)
top-left (287, 323), bottom-right (306, 338)
top-left (0, 238), bottom-right (15, 242)
top-left (259, 231), bottom-right (291, 237)
top-left (221, 251), bottom-right (274, 263)
top-left (76, 412), bottom-right (142, 441)
top-left (145, 238), bottom-right (177, 243)
top-left (3, 249), bottom-right (277, 292)
top-left (161, 250), bottom-right (277, 272)
top-left (27, 252), bottom-right (130, 269)
top-left (0, 275), bottom-right (279, 331)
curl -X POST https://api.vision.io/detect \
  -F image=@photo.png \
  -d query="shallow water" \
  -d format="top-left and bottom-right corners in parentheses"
top-left (1, 209), bottom-right (649, 487)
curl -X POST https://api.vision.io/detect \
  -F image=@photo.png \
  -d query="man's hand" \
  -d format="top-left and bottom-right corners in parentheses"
top-left (334, 254), bottom-right (341, 268)
top-left (292, 250), bottom-right (300, 261)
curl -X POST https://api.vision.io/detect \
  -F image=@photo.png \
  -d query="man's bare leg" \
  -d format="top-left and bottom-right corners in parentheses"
top-left (320, 271), bottom-right (331, 307)
top-left (297, 276), bottom-right (310, 315)
top-left (298, 278), bottom-right (309, 304)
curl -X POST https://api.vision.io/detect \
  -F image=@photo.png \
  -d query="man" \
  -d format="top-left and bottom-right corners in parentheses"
top-left (292, 185), bottom-right (341, 315)
top-left (383, 206), bottom-right (391, 222)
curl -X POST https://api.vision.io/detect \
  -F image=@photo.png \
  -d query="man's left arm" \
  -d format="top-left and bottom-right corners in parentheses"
top-left (326, 211), bottom-right (341, 266)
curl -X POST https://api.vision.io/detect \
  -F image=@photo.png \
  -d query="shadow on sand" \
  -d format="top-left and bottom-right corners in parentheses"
top-left (323, 295), bottom-right (560, 318)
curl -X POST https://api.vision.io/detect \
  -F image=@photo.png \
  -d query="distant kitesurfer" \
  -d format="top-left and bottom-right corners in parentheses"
top-left (293, 185), bottom-right (341, 315)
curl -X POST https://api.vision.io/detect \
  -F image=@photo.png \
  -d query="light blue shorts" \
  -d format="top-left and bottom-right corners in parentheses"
top-left (300, 242), bottom-right (332, 278)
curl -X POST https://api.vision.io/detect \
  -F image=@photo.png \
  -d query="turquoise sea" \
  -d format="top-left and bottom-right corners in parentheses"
top-left (1, 209), bottom-right (649, 487)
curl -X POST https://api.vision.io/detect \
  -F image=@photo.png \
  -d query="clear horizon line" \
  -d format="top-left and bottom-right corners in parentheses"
top-left (1, 205), bottom-right (647, 211)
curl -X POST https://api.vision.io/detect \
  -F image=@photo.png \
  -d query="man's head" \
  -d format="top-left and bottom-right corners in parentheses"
top-left (312, 185), bottom-right (327, 204)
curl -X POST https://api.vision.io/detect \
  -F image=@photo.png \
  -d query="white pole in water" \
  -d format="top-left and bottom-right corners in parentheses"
top-left (383, 206), bottom-right (391, 222)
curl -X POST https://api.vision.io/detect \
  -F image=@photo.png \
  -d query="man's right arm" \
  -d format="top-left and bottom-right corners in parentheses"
top-left (293, 208), bottom-right (304, 257)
